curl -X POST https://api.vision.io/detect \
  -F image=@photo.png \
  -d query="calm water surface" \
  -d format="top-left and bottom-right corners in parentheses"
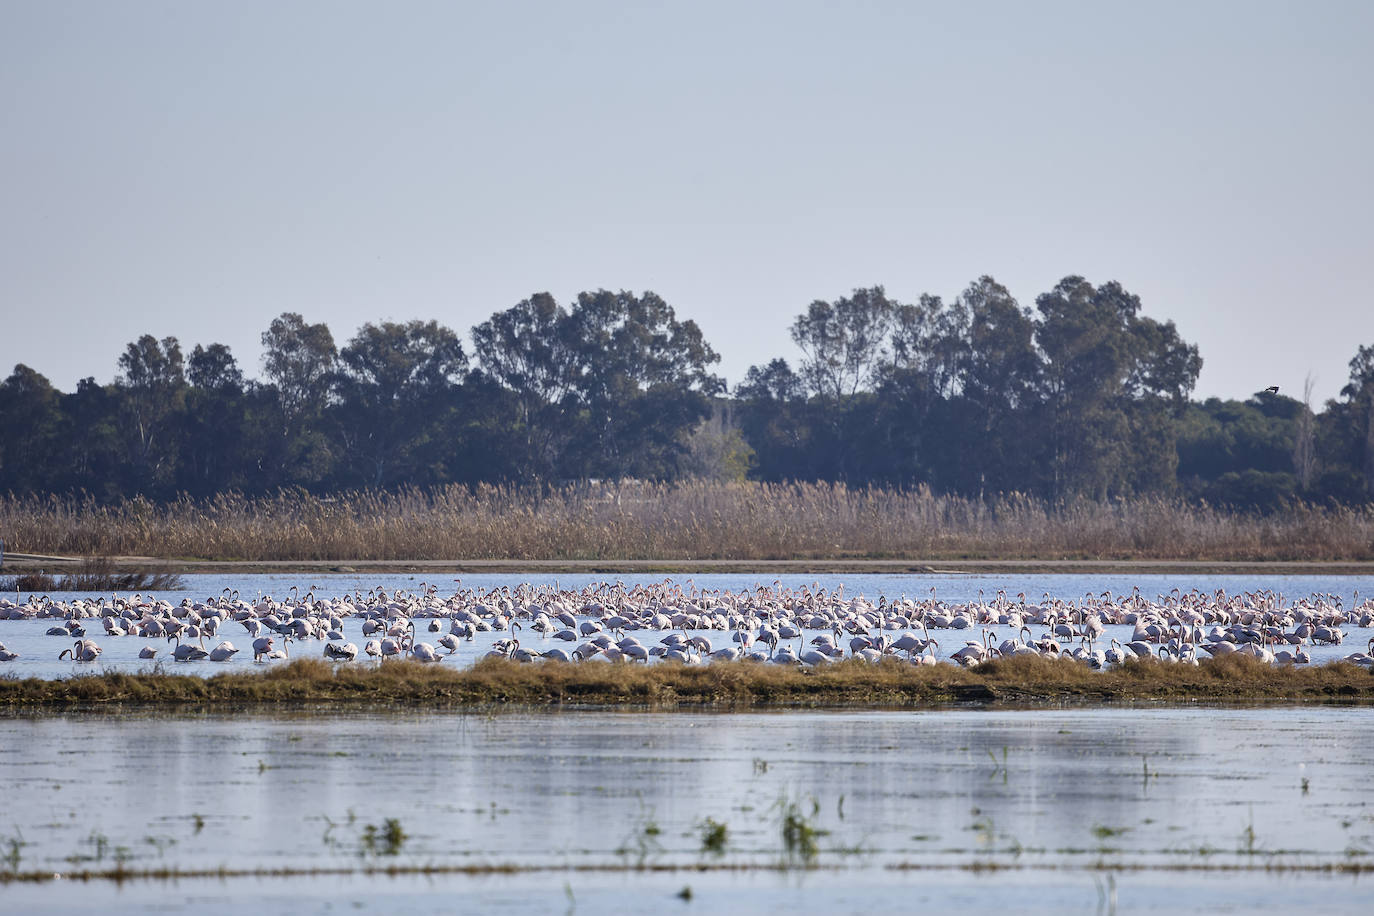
top-left (0, 707), bottom-right (1371, 913)
top-left (5, 572), bottom-right (1372, 912)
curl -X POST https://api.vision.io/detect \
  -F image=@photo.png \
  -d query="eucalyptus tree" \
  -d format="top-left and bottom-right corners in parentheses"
top-left (475, 289), bottom-right (722, 482)
top-left (790, 286), bottom-right (897, 400)
top-left (563, 289), bottom-right (723, 479)
top-left (735, 358), bottom-right (814, 481)
top-left (1033, 277), bottom-right (1201, 499)
top-left (332, 319), bottom-right (467, 488)
top-left (180, 343), bottom-right (256, 495)
top-left (471, 292), bottom-right (578, 481)
top-left (260, 312), bottom-right (337, 431)
top-left (0, 365), bottom-right (62, 491)
top-left (947, 276), bottom-right (1041, 496)
top-left (116, 334), bottom-right (186, 490)
top-left (1339, 343), bottom-right (1374, 496)
top-left (260, 313), bottom-right (339, 486)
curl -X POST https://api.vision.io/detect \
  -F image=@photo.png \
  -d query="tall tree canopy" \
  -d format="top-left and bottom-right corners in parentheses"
top-left (1, 278), bottom-right (1368, 512)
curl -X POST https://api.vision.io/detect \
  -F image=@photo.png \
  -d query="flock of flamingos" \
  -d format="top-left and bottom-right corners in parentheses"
top-left (1, 580), bottom-right (1373, 671)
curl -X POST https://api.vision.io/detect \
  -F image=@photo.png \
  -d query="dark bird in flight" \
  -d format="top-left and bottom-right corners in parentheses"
top-left (1264, 386), bottom-right (1279, 394)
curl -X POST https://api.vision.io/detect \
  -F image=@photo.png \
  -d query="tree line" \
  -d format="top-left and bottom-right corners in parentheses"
top-left (2, 277), bottom-right (1371, 510)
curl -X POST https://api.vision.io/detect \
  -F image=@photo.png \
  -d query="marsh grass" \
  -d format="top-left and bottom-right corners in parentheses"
top-left (0, 558), bottom-right (184, 592)
top-left (1, 482), bottom-right (1372, 562)
top-left (1, 654), bottom-right (1371, 708)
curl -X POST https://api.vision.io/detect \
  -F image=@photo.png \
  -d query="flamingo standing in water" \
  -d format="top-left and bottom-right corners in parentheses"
top-left (252, 635), bottom-right (285, 661)
top-left (59, 639), bottom-right (102, 662)
top-left (410, 642), bottom-right (442, 662)
top-left (168, 634), bottom-right (208, 661)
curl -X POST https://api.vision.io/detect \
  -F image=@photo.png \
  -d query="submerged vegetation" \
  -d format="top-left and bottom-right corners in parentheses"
top-left (2, 482), bottom-right (1374, 563)
top-left (1, 654), bottom-right (1372, 708)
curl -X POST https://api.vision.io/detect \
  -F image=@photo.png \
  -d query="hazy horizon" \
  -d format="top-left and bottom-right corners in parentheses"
top-left (4, 1), bottom-right (1371, 404)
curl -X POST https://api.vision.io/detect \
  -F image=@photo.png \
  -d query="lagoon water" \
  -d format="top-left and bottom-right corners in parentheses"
top-left (0, 706), bottom-right (1371, 913)
top-left (4, 572), bottom-right (1373, 912)
top-left (2, 572), bottom-right (1373, 679)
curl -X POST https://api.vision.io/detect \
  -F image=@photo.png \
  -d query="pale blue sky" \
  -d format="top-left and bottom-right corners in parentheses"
top-left (2, 1), bottom-right (1371, 404)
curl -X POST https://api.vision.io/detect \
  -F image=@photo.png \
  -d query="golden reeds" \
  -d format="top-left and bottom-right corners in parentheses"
top-left (0, 481), bottom-right (1371, 562)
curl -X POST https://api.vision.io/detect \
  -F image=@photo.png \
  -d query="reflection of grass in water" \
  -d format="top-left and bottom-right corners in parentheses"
top-left (970, 814), bottom-right (996, 847)
top-left (144, 835), bottom-right (176, 858)
top-left (1093, 873), bottom-right (1118, 915)
top-left (964, 811), bottom-right (1025, 857)
top-left (66, 830), bottom-right (109, 866)
top-left (988, 746), bottom-right (1008, 784)
top-left (616, 796), bottom-right (663, 867)
top-left (319, 809), bottom-right (357, 852)
top-left (1239, 806), bottom-right (1262, 856)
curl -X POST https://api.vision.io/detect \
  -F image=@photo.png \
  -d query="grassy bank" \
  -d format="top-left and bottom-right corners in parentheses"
top-left (3, 655), bottom-right (1373, 709)
top-left (2, 482), bottom-right (1374, 562)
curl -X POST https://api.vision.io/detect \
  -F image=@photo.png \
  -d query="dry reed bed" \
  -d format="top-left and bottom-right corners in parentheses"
top-left (2, 483), bottom-right (1373, 562)
top-left (2, 655), bottom-right (1372, 708)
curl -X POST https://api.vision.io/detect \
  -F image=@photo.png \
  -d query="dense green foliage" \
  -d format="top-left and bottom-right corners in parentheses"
top-left (2, 279), bottom-right (1371, 510)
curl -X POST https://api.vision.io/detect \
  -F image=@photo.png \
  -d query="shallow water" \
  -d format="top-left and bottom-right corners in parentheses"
top-left (11, 569), bottom-right (1374, 607)
top-left (2, 869), bottom-right (1367, 916)
top-left (0, 707), bottom-right (1370, 912)
top-left (2, 572), bottom-right (1372, 679)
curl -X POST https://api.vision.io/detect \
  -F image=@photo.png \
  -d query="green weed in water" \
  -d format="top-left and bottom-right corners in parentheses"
top-left (3, 828), bottom-right (26, 872)
top-left (774, 795), bottom-right (828, 863)
top-left (359, 818), bottom-right (408, 856)
top-left (616, 797), bottom-right (663, 867)
top-left (698, 818), bottom-right (728, 856)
